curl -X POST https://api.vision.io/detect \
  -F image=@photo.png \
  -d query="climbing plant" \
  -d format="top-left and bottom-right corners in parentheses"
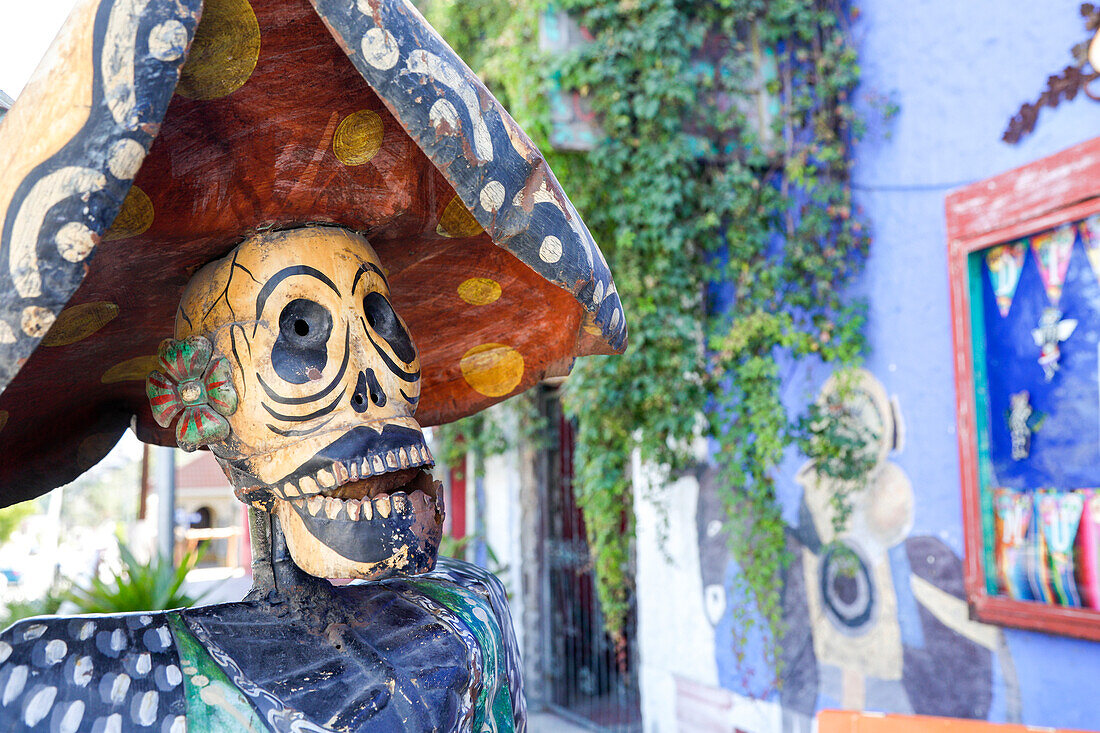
top-left (427, 0), bottom-right (874, 675)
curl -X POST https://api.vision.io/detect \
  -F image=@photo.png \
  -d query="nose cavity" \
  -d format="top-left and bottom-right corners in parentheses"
top-left (352, 369), bottom-right (387, 413)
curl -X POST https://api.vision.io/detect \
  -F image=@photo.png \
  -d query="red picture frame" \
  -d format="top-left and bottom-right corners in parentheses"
top-left (946, 135), bottom-right (1100, 639)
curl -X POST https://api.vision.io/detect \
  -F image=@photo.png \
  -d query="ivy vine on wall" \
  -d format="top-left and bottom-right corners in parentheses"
top-left (426, 0), bottom-right (874, 676)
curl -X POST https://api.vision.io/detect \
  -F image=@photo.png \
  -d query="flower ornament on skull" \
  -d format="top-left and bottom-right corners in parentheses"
top-left (151, 226), bottom-right (444, 581)
top-left (146, 336), bottom-right (239, 451)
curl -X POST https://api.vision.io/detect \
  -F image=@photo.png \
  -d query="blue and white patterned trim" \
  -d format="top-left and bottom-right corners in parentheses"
top-left (0, 0), bottom-right (201, 394)
top-left (183, 614), bottom-right (333, 733)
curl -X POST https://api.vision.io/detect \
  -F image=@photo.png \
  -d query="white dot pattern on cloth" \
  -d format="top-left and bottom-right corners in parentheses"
top-left (23, 684), bottom-right (56, 726)
top-left (73, 656), bottom-right (93, 687)
top-left (58, 699), bottom-right (84, 733)
top-left (0, 615), bottom-right (186, 730)
top-left (46, 640), bottom-right (67, 664)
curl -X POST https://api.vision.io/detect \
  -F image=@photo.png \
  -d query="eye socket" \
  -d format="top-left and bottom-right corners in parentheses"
top-left (273, 299), bottom-right (333, 384)
top-left (363, 292), bottom-right (416, 364)
top-left (280, 300), bottom-right (329, 343)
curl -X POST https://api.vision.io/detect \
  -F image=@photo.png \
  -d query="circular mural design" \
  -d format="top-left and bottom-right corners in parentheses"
top-left (820, 543), bottom-right (875, 633)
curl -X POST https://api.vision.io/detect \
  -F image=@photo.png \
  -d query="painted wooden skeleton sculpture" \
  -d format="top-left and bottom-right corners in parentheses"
top-left (0, 0), bottom-right (626, 730)
top-left (161, 227), bottom-right (445, 582)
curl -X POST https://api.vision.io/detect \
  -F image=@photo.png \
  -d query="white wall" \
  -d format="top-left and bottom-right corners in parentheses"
top-left (631, 452), bottom-right (718, 733)
top-left (479, 450), bottom-right (526, 657)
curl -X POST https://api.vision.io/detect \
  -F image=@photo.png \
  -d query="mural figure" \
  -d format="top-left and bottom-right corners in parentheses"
top-left (696, 370), bottom-right (1019, 730)
top-left (1008, 391), bottom-right (1035, 461)
top-left (0, 0), bottom-right (626, 730)
top-left (1031, 308), bottom-right (1076, 381)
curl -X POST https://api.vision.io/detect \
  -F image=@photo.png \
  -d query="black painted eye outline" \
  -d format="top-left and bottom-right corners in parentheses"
top-left (271, 298), bottom-right (334, 385)
top-left (362, 292), bottom-right (416, 364)
top-left (351, 261), bottom-right (420, 380)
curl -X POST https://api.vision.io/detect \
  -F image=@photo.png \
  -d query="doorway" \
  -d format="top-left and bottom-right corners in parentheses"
top-left (541, 388), bottom-right (642, 732)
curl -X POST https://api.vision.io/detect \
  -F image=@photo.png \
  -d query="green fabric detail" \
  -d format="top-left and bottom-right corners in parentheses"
top-left (488, 683), bottom-right (516, 733)
top-left (405, 579), bottom-right (515, 733)
top-left (167, 614), bottom-right (270, 733)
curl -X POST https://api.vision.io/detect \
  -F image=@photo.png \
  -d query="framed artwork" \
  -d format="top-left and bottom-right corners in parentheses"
top-left (947, 136), bottom-right (1100, 639)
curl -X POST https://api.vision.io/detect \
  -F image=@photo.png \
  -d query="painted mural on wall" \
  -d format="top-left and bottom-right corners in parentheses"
top-left (693, 370), bottom-right (1020, 729)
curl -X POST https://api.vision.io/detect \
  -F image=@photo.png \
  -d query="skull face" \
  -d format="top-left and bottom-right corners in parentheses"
top-left (175, 226), bottom-right (443, 580)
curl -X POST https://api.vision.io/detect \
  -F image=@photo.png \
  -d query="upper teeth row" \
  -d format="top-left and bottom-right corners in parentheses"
top-left (291, 488), bottom-right (436, 522)
top-left (275, 444), bottom-right (433, 501)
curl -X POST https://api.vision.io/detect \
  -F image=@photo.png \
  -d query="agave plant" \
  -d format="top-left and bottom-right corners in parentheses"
top-left (66, 541), bottom-right (210, 614)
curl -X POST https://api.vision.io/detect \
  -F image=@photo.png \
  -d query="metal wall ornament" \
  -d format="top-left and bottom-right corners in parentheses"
top-left (1008, 390), bottom-right (1038, 461)
top-left (1002, 4), bottom-right (1100, 144)
top-left (1031, 308), bottom-right (1077, 381)
top-left (0, 0), bottom-right (629, 730)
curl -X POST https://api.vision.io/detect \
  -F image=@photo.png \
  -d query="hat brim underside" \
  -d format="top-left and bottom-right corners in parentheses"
top-left (0, 0), bottom-right (626, 504)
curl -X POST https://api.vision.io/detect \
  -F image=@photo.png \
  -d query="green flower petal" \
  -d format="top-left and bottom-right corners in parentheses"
top-left (175, 405), bottom-right (230, 452)
top-left (203, 356), bottom-right (238, 416)
top-left (157, 335), bottom-right (213, 383)
top-left (146, 370), bottom-right (183, 428)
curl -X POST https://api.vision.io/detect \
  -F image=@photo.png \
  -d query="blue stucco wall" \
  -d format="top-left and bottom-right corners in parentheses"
top-left (851, 0), bottom-right (1099, 549)
top-left (700, 2), bottom-right (1100, 729)
top-left (838, 0), bottom-right (1100, 727)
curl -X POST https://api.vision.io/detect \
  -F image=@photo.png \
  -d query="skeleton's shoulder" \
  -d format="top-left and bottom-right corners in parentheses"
top-left (0, 612), bottom-right (189, 730)
top-left (412, 557), bottom-right (528, 729)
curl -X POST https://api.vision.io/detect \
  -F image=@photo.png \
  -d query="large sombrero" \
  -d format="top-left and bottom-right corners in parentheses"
top-left (0, 0), bottom-right (626, 504)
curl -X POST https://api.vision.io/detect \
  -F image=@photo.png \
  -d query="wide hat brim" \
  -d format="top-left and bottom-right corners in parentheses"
top-left (0, 0), bottom-right (626, 504)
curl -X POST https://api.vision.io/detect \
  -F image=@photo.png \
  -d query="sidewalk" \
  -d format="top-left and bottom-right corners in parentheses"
top-left (528, 711), bottom-right (592, 733)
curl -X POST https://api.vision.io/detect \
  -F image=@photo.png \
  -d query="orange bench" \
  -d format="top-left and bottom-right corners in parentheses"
top-left (817, 710), bottom-right (1093, 733)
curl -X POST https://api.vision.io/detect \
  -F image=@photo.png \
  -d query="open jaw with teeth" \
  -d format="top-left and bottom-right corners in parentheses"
top-left (260, 432), bottom-right (446, 580)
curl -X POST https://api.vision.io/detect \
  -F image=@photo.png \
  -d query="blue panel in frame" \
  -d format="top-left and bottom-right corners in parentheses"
top-left (978, 224), bottom-right (1100, 489)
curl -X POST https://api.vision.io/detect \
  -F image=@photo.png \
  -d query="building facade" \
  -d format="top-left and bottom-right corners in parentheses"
top-left (633, 1), bottom-right (1100, 730)
top-left (478, 2), bottom-right (1100, 731)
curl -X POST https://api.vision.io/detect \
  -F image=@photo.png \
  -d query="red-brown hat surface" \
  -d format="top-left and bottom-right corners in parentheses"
top-left (0, 0), bottom-right (626, 504)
